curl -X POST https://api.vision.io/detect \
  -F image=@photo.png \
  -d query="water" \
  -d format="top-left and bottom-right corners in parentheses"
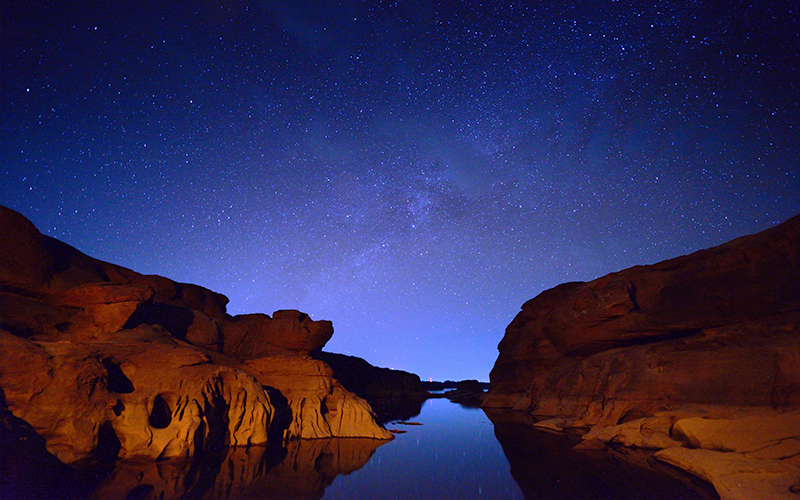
top-left (74, 398), bottom-right (718, 499)
top-left (324, 398), bottom-right (523, 500)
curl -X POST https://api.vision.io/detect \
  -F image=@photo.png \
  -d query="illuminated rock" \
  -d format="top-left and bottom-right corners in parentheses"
top-left (0, 204), bottom-right (392, 474)
top-left (221, 310), bottom-right (334, 358)
top-left (655, 448), bottom-right (800, 500)
top-left (246, 355), bottom-right (393, 440)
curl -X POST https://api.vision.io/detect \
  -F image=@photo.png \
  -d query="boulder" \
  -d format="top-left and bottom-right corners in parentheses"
top-left (672, 411), bottom-right (800, 458)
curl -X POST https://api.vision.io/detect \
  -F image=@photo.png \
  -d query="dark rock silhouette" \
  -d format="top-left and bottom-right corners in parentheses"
top-left (312, 351), bottom-right (430, 423)
top-left (484, 213), bottom-right (800, 499)
top-left (442, 379), bottom-right (487, 407)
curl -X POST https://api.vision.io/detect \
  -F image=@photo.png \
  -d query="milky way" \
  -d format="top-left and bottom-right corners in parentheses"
top-left (2, 1), bottom-right (799, 380)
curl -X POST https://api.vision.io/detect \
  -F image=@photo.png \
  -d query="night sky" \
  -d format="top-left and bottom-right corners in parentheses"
top-left (2, 1), bottom-right (799, 381)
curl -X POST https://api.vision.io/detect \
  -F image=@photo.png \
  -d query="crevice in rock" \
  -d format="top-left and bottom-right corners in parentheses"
top-left (613, 329), bottom-right (702, 349)
top-left (628, 283), bottom-right (640, 312)
top-left (149, 394), bottom-right (172, 429)
top-left (124, 302), bottom-right (194, 340)
top-left (112, 399), bottom-right (125, 416)
top-left (617, 408), bottom-right (649, 425)
top-left (125, 484), bottom-right (155, 500)
top-left (93, 422), bottom-right (121, 463)
top-left (101, 358), bottom-right (134, 394)
top-left (264, 386), bottom-right (292, 444)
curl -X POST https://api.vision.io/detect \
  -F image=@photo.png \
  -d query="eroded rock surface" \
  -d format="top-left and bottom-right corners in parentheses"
top-left (485, 213), bottom-right (800, 499)
top-left (0, 205), bottom-right (392, 475)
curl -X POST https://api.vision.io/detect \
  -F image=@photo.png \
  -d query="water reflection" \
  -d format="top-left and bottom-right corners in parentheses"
top-left (485, 410), bottom-right (720, 500)
top-left (92, 438), bottom-right (386, 500)
top-left (39, 399), bottom-right (722, 499)
top-left (324, 398), bottom-right (523, 499)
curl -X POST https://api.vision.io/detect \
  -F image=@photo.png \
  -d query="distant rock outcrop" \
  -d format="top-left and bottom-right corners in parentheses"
top-left (0, 205), bottom-right (391, 473)
top-left (484, 213), bottom-right (800, 499)
top-left (312, 351), bottom-right (430, 423)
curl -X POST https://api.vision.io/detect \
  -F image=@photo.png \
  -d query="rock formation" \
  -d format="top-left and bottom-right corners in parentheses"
top-left (484, 213), bottom-right (800, 499)
top-left (0, 205), bottom-right (391, 475)
top-left (312, 351), bottom-right (430, 423)
top-left (484, 409), bottom-right (718, 499)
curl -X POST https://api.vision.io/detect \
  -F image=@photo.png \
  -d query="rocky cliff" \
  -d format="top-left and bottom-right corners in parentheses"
top-left (485, 213), bottom-right (800, 499)
top-left (0, 205), bottom-right (392, 473)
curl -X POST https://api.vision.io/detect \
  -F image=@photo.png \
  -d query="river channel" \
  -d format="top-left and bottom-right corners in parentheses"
top-left (88, 396), bottom-right (719, 499)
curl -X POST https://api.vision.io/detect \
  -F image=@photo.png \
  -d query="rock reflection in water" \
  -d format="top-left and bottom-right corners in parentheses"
top-left (484, 410), bottom-right (720, 500)
top-left (92, 437), bottom-right (387, 500)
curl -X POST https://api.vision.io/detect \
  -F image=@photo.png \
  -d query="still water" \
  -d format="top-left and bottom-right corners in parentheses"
top-left (87, 398), bottom-right (718, 499)
top-left (324, 398), bottom-right (522, 499)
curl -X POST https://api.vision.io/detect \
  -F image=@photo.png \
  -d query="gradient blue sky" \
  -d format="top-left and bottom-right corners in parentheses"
top-left (2, 1), bottom-right (799, 380)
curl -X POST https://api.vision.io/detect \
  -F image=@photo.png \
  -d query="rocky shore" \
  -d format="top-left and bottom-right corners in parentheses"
top-left (484, 213), bottom-right (800, 500)
top-left (0, 205), bottom-right (395, 497)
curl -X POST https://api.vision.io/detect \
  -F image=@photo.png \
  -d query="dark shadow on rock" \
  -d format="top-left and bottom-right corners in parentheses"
top-left (101, 358), bottom-right (135, 394)
top-left (484, 409), bottom-right (720, 500)
top-left (263, 386), bottom-right (293, 444)
top-left (311, 350), bottom-right (430, 424)
top-left (0, 387), bottom-right (107, 500)
top-left (124, 302), bottom-right (194, 340)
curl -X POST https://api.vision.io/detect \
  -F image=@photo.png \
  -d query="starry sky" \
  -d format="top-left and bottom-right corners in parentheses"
top-left (2, 1), bottom-right (799, 381)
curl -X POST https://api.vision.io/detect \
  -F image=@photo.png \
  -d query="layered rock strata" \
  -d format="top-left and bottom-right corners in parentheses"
top-left (0, 205), bottom-right (391, 470)
top-left (485, 213), bottom-right (800, 499)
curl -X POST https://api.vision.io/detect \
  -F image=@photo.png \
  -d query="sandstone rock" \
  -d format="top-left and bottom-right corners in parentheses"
top-left (486, 213), bottom-right (800, 416)
top-left (655, 447), bottom-right (800, 500)
top-left (245, 355), bottom-right (393, 440)
top-left (485, 213), bottom-right (800, 420)
top-left (583, 415), bottom-right (684, 449)
top-left (0, 386), bottom-right (90, 500)
top-left (312, 351), bottom-right (430, 423)
top-left (672, 411), bottom-right (800, 457)
top-left (0, 203), bottom-right (397, 489)
top-left (59, 282), bottom-right (154, 334)
top-left (0, 330), bottom-right (117, 463)
top-left (223, 310), bottom-right (334, 359)
top-left (0, 325), bottom-right (275, 464)
top-left (313, 351), bottom-right (427, 399)
top-left (102, 328), bottom-right (273, 460)
top-left (533, 418), bottom-right (567, 432)
top-left (0, 205), bottom-right (53, 287)
top-left (485, 213), bottom-right (800, 498)
top-left (485, 408), bottom-right (717, 499)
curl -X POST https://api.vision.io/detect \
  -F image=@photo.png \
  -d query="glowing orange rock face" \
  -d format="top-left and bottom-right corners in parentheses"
top-left (0, 205), bottom-right (392, 469)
